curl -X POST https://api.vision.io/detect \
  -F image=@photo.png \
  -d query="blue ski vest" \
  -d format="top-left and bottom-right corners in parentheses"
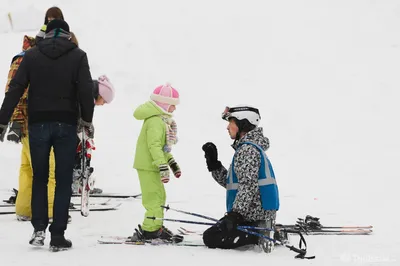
top-left (226, 141), bottom-right (280, 212)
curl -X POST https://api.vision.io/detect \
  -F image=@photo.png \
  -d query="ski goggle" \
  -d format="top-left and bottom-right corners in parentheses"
top-left (221, 106), bottom-right (232, 121)
top-left (221, 106), bottom-right (260, 121)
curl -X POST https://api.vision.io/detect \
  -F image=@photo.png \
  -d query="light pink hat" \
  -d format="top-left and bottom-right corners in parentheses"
top-left (150, 83), bottom-right (180, 112)
top-left (98, 75), bottom-right (115, 103)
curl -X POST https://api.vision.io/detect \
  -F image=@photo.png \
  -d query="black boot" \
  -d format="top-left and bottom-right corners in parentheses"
top-left (49, 235), bottom-right (72, 252)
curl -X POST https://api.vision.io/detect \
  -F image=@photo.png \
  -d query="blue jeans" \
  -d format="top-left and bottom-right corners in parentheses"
top-left (29, 122), bottom-right (77, 236)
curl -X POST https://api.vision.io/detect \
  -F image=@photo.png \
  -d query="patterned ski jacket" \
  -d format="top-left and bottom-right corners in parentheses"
top-left (133, 101), bottom-right (174, 172)
top-left (211, 127), bottom-right (277, 222)
top-left (4, 35), bottom-right (35, 137)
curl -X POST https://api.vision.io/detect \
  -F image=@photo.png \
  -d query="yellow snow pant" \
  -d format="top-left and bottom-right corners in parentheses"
top-left (15, 136), bottom-right (55, 218)
top-left (137, 170), bottom-right (166, 232)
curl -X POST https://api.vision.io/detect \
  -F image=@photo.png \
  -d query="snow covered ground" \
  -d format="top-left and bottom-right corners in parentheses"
top-left (1, 0), bottom-right (400, 265)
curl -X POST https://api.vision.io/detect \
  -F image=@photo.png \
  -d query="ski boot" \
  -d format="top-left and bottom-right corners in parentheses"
top-left (130, 224), bottom-right (183, 244)
top-left (16, 215), bottom-right (31, 221)
top-left (304, 215), bottom-right (322, 230)
top-left (29, 230), bottom-right (46, 246)
top-left (257, 219), bottom-right (275, 253)
top-left (49, 235), bottom-right (72, 252)
top-left (274, 228), bottom-right (289, 245)
top-left (5, 188), bottom-right (18, 204)
top-left (90, 187), bottom-right (103, 194)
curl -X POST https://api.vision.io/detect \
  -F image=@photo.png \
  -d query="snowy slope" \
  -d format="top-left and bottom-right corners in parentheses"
top-left (1, 0), bottom-right (400, 265)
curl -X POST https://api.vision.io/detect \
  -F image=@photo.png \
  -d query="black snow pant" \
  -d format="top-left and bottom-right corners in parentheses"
top-left (202, 221), bottom-right (260, 249)
top-left (29, 122), bottom-right (77, 236)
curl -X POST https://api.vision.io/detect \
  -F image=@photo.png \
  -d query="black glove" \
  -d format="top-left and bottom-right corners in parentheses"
top-left (218, 211), bottom-right (244, 232)
top-left (202, 142), bottom-right (222, 171)
top-left (0, 124), bottom-right (7, 142)
top-left (7, 122), bottom-right (22, 143)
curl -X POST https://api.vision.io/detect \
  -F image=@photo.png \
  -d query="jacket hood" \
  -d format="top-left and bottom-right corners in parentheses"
top-left (133, 101), bottom-right (169, 120)
top-left (22, 35), bottom-right (35, 51)
top-left (38, 30), bottom-right (76, 59)
top-left (235, 127), bottom-right (270, 151)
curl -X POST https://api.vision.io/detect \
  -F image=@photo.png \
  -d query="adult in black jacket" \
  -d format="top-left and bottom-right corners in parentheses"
top-left (0, 19), bottom-right (94, 251)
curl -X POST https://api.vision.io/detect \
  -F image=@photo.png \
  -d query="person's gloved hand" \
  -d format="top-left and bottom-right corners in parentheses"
top-left (78, 119), bottom-right (94, 139)
top-left (218, 211), bottom-right (244, 232)
top-left (202, 142), bottom-right (222, 171)
top-left (6, 122), bottom-right (22, 143)
top-left (0, 124), bottom-right (8, 142)
top-left (159, 164), bottom-right (170, 183)
top-left (168, 158), bottom-right (181, 178)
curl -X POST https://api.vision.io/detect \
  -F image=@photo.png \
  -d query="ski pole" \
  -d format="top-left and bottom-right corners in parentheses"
top-left (238, 225), bottom-right (274, 232)
top-left (160, 205), bottom-right (275, 232)
top-left (237, 227), bottom-right (314, 259)
top-left (147, 216), bottom-right (216, 226)
top-left (161, 205), bottom-right (218, 222)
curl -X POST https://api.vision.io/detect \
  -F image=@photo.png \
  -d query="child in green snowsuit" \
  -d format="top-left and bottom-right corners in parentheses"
top-left (133, 83), bottom-right (182, 240)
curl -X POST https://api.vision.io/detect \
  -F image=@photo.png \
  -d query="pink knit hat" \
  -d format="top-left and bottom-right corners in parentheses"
top-left (150, 83), bottom-right (180, 112)
top-left (97, 75), bottom-right (115, 103)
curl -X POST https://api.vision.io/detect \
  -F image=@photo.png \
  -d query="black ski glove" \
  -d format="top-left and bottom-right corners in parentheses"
top-left (7, 122), bottom-right (22, 143)
top-left (218, 211), bottom-right (244, 232)
top-left (0, 124), bottom-right (7, 142)
top-left (202, 142), bottom-right (222, 172)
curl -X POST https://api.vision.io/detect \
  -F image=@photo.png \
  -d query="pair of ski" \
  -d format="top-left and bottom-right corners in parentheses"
top-left (0, 200), bottom-right (121, 215)
top-left (275, 215), bottom-right (373, 235)
top-left (71, 193), bottom-right (142, 199)
top-left (176, 214), bottom-right (373, 236)
top-left (74, 131), bottom-right (141, 215)
top-left (0, 199), bottom-right (112, 208)
top-left (178, 225), bottom-right (372, 236)
top-left (76, 130), bottom-right (92, 217)
top-left (98, 236), bottom-right (204, 247)
top-left (98, 223), bottom-right (202, 247)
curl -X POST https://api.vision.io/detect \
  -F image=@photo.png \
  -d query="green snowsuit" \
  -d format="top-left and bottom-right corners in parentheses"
top-left (133, 101), bottom-right (174, 232)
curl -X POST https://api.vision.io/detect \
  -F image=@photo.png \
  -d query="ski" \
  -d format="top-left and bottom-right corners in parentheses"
top-left (0, 199), bottom-right (111, 208)
top-left (0, 203), bottom-right (121, 215)
top-left (280, 225), bottom-right (373, 229)
top-left (97, 236), bottom-right (204, 247)
top-left (70, 203), bottom-right (121, 212)
top-left (72, 193), bottom-right (142, 198)
top-left (178, 226), bottom-right (372, 236)
top-left (79, 131), bottom-right (91, 217)
top-left (277, 224), bottom-right (373, 230)
top-left (275, 215), bottom-right (373, 234)
top-left (296, 229), bottom-right (372, 235)
top-left (178, 227), bottom-right (203, 236)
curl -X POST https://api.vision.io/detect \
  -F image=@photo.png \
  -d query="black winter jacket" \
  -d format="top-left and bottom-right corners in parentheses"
top-left (0, 34), bottom-right (94, 126)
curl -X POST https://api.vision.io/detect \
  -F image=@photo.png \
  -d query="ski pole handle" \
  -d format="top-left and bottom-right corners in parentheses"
top-left (287, 245), bottom-right (306, 256)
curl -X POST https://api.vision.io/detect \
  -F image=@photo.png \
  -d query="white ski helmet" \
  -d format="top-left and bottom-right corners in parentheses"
top-left (222, 105), bottom-right (261, 127)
